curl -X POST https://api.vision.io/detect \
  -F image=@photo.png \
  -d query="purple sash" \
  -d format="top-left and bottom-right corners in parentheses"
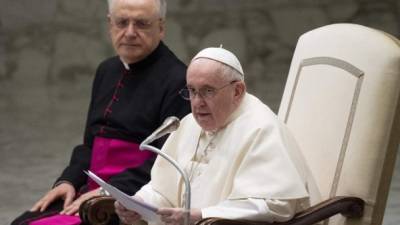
top-left (29, 136), bottom-right (154, 225)
top-left (29, 215), bottom-right (80, 225)
top-left (87, 136), bottom-right (154, 190)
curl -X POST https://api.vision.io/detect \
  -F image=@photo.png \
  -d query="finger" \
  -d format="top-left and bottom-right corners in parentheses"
top-left (59, 204), bottom-right (69, 214)
top-left (122, 214), bottom-right (142, 223)
top-left (115, 202), bottom-right (131, 216)
top-left (66, 197), bottom-right (83, 215)
top-left (117, 210), bottom-right (141, 225)
top-left (161, 216), bottom-right (173, 223)
top-left (30, 193), bottom-right (54, 212)
top-left (30, 199), bottom-right (44, 212)
top-left (59, 208), bottom-right (67, 215)
top-left (63, 198), bottom-right (81, 215)
top-left (60, 199), bottom-right (74, 215)
top-left (119, 209), bottom-right (141, 222)
top-left (114, 204), bottom-right (124, 215)
top-left (157, 208), bottom-right (173, 216)
top-left (60, 202), bottom-right (75, 215)
top-left (119, 216), bottom-right (128, 225)
top-left (39, 202), bottom-right (49, 212)
top-left (118, 210), bottom-right (136, 217)
top-left (114, 201), bottom-right (121, 210)
top-left (64, 204), bottom-right (79, 215)
top-left (114, 201), bottom-right (126, 211)
top-left (63, 191), bottom-right (75, 208)
top-left (43, 188), bottom-right (66, 211)
top-left (39, 196), bottom-right (56, 212)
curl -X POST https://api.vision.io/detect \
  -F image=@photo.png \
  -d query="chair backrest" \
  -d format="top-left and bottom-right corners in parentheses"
top-left (278, 23), bottom-right (400, 225)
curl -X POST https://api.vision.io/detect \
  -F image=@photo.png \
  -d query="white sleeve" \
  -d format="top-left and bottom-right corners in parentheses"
top-left (135, 184), bottom-right (174, 208)
top-left (201, 198), bottom-right (298, 223)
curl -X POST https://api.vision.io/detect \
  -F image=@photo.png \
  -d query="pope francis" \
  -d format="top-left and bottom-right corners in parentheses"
top-left (115, 47), bottom-right (312, 225)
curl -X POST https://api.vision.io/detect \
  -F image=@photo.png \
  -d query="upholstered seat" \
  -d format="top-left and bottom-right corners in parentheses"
top-left (277, 23), bottom-right (400, 225)
top-left (79, 23), bottom-right (400, 225)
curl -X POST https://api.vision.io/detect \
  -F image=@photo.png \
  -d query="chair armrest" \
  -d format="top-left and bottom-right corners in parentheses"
top-left (195, 196), bottom-right (364, 225)
top-left (79, 196), bottom-right (116, 225)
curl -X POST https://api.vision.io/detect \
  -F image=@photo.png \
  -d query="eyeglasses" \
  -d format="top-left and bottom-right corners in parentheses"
top-left (179, 80), bottom-right (238, 101)
top-left (110, 16), bottom-right (160, 31)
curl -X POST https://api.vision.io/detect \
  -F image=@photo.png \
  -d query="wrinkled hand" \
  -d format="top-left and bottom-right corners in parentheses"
top-left (115, 200), bottom-right (142, 224)
top-left (30, 182), bottom-right (76, 212)
top-left (60, 188), bottom-right (101, 216)
top-left (158, 208), bottom-right (202, 225)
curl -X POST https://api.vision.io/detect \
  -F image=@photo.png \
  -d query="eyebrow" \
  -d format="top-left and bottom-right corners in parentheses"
top-left (187, 84), bottom-right (215, 89)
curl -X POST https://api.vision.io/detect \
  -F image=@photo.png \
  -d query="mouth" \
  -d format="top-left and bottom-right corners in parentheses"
top-left (120, 43), bottom-right (139, 48)
top-left (195, 112), bottom-right (211, 119)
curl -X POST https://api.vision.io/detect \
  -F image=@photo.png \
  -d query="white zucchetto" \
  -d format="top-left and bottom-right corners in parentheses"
top-left (192, 46), bottom-right (244, 76)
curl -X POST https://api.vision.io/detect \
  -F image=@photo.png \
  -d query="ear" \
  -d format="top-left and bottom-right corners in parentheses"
top-left (159, 19), bottom-right (166, 39)
top-left (233, 81), bottom-right (246, 103)
top-left (107, 14), bottom-right (112, 30)
top-left (107, 14), bottom-right (112, 24)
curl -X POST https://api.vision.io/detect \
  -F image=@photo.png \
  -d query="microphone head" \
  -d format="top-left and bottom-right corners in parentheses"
top-left (161, 116), bottom-right (180, 132)
top-left (141, 116), bottom-right (180, 146)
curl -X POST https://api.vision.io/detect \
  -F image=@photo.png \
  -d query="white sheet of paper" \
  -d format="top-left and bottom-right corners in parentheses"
top-left (85, 170), bottom-right (161, 223)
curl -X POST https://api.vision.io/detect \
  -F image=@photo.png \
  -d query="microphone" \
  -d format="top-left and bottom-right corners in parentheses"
top-left (141, 116), bottom-right (180, 146)
top-left (139, 117), bottom-right (191, 225)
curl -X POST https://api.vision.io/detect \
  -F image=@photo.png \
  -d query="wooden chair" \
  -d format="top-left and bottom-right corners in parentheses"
top-left (79, 23), bottom-right (400, 225)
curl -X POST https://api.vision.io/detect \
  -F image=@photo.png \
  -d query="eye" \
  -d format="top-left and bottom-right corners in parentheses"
top-left (202, 88), bottom-right (215, 97)
top-left (187, 87), bottom-right (196, 94)
top-left (114, 18), bottom-right (129, 29)
top-left (135, 19), bottom-right (151, 29)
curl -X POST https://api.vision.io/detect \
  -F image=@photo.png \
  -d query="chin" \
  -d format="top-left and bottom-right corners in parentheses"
top-left (199, 123), bottom-right (218, 132)
top-left (120, 54), bottom-right (140, 64)
top-left (194, 116), bottom-right (217, 130)
top-left (197, 121), bottom-right (211, 131)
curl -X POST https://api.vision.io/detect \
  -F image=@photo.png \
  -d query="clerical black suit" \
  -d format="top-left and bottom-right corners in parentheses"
top-left (11, 42), bottom-right (191, 225)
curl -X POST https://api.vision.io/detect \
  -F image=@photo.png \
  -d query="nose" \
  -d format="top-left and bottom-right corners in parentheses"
top-left (125, 23), bottom-right (137, 37)
top-left (190, 94), bottom-right (206, 107)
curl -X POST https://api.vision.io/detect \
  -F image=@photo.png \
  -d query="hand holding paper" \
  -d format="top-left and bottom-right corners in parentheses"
top-left (115, 200), bottom-right (142, 224)
top-left (84, 170), bottom-right (161, 222)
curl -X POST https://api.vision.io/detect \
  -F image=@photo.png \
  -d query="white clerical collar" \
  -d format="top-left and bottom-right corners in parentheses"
top-left (120, 58), bottom-right (130, 70)
top-left (202, 130), bottom-right (217, 138)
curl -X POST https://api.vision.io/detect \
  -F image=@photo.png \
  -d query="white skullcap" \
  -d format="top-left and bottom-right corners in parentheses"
top-left (192, 46), bottom-right (244, 76)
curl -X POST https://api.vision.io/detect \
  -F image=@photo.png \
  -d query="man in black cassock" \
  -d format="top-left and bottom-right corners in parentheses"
top-left (11, 0), bottom-right (190, 224)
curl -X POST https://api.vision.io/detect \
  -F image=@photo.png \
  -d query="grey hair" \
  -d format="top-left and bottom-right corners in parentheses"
top-left (218, 63), bottom-right (244, 82)
top-left (108, 0), bottom-right (167, 19)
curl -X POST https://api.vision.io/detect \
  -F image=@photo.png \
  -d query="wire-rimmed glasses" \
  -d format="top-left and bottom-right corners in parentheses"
top-left (179, 80), bottom-right (238, 101)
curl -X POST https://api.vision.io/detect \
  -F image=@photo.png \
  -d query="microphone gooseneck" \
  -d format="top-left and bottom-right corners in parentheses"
top-left (139, 116), bottom-right (191, 225)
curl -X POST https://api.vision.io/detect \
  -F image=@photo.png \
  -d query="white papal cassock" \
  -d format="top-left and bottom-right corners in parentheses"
top-left (136, 93), bottom-right (312, 224)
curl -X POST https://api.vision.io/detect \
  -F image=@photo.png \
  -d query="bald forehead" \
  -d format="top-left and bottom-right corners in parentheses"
top-left (189, 58), bottom-right (221, 71)
top-left (188, 59), bottom-right (225, 80)
top-left (109, 0), bottom-right (160, 14)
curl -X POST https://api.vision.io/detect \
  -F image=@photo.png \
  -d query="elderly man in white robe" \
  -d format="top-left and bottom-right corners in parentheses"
top-left (115, 47), bottom-right (311, 225)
